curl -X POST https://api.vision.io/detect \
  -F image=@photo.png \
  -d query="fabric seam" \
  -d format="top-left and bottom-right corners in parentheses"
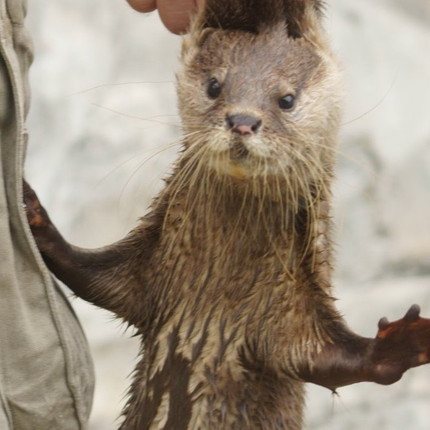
top-left (0, 8), bottom-right (86, 429)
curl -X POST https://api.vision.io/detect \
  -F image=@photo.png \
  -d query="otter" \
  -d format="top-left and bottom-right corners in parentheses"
top-left (24, 0), bottom-right (430, 429)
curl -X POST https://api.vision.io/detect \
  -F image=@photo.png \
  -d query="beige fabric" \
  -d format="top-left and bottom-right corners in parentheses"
top-left (0, 1), bottom-right (94, 429)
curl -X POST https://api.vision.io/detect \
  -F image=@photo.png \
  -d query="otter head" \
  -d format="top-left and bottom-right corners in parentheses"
top-left (177, 0), bottom-right (342, 195)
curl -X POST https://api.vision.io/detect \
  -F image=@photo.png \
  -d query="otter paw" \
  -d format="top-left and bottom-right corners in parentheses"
top-left (23, 180), bottom-right (51, 229)
top-left (372, 305), bottom-right (430, 384)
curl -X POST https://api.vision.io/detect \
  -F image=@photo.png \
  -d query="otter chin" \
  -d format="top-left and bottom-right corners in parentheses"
top-left (223, 160), bottom-right (249, 180)
top-left (205, 132), bottom-right (286, 181)
top-left (207, 150), bottom-right (285, 181)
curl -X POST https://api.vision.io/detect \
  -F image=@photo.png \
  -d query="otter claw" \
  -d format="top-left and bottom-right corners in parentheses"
top-left (404, 304), bottom-right (420, 322)
top-left (378, 317), bottom-right (390, 331)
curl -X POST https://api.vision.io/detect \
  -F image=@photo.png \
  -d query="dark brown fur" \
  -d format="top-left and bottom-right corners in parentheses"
top-left (24, 1), bottom-right (430, 429)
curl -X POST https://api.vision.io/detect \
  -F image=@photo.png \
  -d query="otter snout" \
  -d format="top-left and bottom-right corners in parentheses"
top-left (226, 114), bottom-right (262, 136)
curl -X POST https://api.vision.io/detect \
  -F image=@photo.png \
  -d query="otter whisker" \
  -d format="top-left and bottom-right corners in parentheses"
top-left (96, 140), bottom-right (181, 193)
top-left (91, 102), bottom-right (183, 129)
top-left (162, 145), bottom-right (205, 236)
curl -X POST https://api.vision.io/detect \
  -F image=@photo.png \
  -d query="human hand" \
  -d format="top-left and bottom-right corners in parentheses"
top-left (126, 0), bottom-right (200, 34)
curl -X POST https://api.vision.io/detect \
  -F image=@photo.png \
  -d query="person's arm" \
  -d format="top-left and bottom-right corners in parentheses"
top-left (126, 0), bottom-right (200, 34)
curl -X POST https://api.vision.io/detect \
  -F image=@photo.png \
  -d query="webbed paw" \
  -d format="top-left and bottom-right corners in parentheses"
top-left (371, 305), bottom-right (430, 384)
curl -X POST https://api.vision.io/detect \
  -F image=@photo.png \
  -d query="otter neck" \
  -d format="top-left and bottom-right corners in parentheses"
top-left (159, 162), bottom-right (330, 275)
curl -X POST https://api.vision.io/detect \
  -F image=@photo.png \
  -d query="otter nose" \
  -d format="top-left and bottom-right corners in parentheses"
top-left (226, 114), bottom-right (262, 136)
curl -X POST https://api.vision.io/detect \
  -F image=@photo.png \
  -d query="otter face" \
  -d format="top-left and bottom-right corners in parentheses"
top-left (177, 24), bottom-right (342, 185)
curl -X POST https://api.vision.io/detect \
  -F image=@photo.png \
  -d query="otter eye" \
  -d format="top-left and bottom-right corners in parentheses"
top-left (207, 78), bottom-right (222, 99)
top-left (279, 94), bottom-right (295, 111)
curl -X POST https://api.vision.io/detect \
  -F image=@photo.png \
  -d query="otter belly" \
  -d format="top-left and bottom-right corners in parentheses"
top-left (122, 314), bottom-right (306, 430)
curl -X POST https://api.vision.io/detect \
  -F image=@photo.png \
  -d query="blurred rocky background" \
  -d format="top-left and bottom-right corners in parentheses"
top-left (24, 0), bottom-right (430, 428)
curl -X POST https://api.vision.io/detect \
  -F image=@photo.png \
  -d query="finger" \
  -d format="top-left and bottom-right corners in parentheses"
top-left (156, 0), bottom-right (198, 34)
top-left (404, 304), bottom-right (420, 322)
top-left (378, 317), bottom-right (390, 331)
top-left (126, 0), bottom-right (157, 13)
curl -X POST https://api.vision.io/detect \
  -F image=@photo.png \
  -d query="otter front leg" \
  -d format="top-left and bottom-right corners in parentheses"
top-left (300, 305), bottom-right (430, 391)
top-left (23, 180), bottom-right (146, 323)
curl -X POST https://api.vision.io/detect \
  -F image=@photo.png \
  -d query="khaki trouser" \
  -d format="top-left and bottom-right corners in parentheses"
top-left (0, 0), bottom-right (94, 428)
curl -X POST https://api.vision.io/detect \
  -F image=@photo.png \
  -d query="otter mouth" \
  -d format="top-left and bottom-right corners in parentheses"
top-left (226, 139), bottom-right (251, 179)
top-left (229, 139), bottom-right (250, 162)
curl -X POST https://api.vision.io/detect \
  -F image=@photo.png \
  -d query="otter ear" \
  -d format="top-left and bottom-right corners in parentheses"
top-left (198, 0), bottom-right (324, 38)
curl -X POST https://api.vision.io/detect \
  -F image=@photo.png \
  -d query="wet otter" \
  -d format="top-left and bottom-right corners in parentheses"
top-left (25, 0), bottom-right (430, 429)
